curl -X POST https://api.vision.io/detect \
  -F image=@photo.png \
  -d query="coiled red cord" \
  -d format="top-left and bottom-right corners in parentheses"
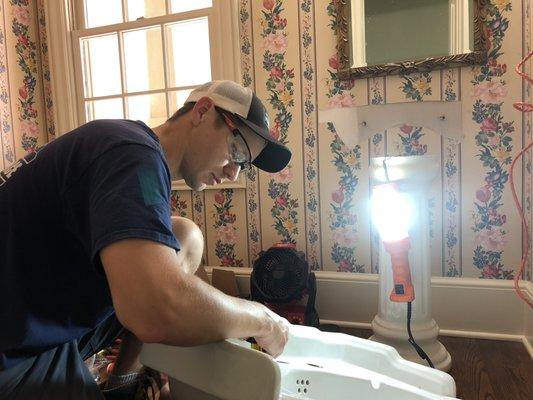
top-left (511, 51), bottom-right (533, 308)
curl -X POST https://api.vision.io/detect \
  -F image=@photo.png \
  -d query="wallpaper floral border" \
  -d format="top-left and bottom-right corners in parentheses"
top-left (470, 1), bottom-right (514, 279)
top-left (170, 191), bottom-right (189, 218)
top-left (212, 189), bottom-right (244, 267)
top-left (368, 78), bottom-right (385, 273)
top-left (261, 0), bottom-right (300, 245)
top-left (0, 2), bottom-right (15, 168)
top-left (401, 72), bottom-right (432, 101)
top-left (441, 68), bottom-right (462, 277)
top-left (323, 3), bottom-right (364, 273)
top-left (37, 0), bottom-right (55, 142)
top-left (240, 0), bottom-right (262, 263)
top-left (0, 0), bottom-right (50, 169)
top-left (299, 0), bottom-right (321, 271)
top-left (192, 191), bottom-right (207, 265)
top-left (11, 0), bottom-right (40, 153)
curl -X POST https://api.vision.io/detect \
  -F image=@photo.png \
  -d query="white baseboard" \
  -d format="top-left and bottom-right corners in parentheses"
top-left (315, 321), bottom-right (525, 342)
top-left (206, 267), bottom-right (533, 358)
top-left (524, 281), bottom-right (533, 358)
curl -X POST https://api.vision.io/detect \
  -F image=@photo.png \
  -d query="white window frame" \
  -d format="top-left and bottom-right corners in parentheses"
top-left (44, 0), bottom-right (244, 189)
top-left (449, 0), bottom-right (471, 55)
top-left (350, 0), bottom-right (366, 67)
top-left (46, 0), bottom-right (240, 132)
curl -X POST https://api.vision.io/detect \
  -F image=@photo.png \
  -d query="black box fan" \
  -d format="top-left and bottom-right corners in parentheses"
top-left (251, 244), bottom-right (319, 327)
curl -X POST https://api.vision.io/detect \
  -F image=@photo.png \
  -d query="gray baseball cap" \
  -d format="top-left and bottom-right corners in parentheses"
top-left (185, 80), bottom-right (291, 173)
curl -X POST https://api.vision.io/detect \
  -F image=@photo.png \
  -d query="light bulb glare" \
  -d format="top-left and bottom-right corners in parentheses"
top-left (371, 184), bottom-right (412, 242)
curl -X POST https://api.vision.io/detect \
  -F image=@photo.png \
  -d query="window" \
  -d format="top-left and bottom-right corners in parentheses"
top-left (69, 0), bottom-right (239, 127)
top-left (45, 0), bottom-right (242, 189)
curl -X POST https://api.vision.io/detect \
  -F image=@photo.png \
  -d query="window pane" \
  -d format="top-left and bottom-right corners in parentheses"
top-left (85, 98), bottom-right (124, 121)
top-left (126, 93), bottom-right (167, 127)
top-left (81, 34), bottom-right (122, 98)
top-left (166, 18), bottom-right (211, 87)
top-left (127, 0), bottom-right (166, 21)
top-left (170, 0), bottom-right (212, 13)
top-left (123, 27), bottom-right (164, 93)
top-left (85, 0), bottom-right (123, 28)
top-left (168, 89), bottom-right (193, 116)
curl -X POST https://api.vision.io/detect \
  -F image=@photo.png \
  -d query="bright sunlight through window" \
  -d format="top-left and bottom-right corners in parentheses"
top-left (75, 0), bottom-right (216, 127)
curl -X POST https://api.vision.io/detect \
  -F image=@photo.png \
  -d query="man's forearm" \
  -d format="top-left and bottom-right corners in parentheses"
top-left (114, 262), bottom-right (271, 346)
top-left (147, 272), bottom-right (271, 346)
top-left (102, 239), bottom-right (285, 355)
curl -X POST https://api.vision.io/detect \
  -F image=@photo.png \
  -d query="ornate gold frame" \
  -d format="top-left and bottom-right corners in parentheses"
top-left (336, 0), bottom-right (488, 80)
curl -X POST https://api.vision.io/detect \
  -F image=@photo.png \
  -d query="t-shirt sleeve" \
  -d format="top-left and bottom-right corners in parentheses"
top-left (65, 143), bottom-right (180, 264)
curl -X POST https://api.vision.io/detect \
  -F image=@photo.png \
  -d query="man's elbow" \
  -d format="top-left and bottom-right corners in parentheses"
top-left (113, 301), bottom-right (198, 345)
top-left (113, 305), bottom-right (168, 344)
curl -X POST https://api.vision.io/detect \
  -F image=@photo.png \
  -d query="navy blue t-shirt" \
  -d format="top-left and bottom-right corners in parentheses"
top-left (0, 119), bottom-right (180, 370)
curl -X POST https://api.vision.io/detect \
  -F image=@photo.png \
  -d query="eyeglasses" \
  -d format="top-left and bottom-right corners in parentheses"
top-left (215, 108), bottom-right (252, 171)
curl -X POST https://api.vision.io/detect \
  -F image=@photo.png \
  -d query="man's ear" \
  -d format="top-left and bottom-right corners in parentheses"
top-left (191, 96), bottom-right (215, 126)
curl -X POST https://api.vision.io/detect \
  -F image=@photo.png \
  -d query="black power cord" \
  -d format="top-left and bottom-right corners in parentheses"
top-left (406, 301), bottom-right (435, 368)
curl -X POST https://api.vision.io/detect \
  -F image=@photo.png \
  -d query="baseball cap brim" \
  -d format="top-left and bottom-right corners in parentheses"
top-left (233, 114), bottom-right (291, 173)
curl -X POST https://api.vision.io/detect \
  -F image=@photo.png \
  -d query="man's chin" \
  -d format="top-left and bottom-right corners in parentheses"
top-left (183, 177), bottom-right (205, 191)
top-left (191, 181), bottom-right (207, 191)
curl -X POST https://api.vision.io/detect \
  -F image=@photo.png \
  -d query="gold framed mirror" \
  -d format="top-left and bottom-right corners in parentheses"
top-left (336, 0), bottom-right (488, 80)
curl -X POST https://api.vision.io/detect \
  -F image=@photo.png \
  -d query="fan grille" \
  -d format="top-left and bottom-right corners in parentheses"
top-left (252, 248), bottom-right (308, 302)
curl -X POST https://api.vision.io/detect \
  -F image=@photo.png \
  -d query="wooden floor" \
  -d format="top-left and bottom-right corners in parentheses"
top-left (342, 328), bottom-right (533, 400)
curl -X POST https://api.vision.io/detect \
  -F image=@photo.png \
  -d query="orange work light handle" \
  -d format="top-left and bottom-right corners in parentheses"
top-left (383, 237), bottom-right (415, 302)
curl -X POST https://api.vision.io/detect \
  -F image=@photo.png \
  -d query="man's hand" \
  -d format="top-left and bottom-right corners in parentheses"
top-left (254, 305), bottom-right (290, 358)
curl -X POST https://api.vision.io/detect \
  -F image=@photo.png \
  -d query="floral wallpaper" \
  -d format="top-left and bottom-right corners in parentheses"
top-left (239, 0), bottom-right (262, 263)
top-left (299, 0), bottom-right (321, 271)
top-left (323, 2), bottom-right (364, 273)
top-left (212, 189), bottom-right (244, 267)
top-left (260, 1), bottom-right (300, 245)
top-left (2, 1), bottom-right (530, 282)
top-left (401, 72), bottom-right (433, 101)
top-left (37, 0), bottom-right (55, 142)
top-left (469, 1), bottom-right (516, 279)
top-left (0, 3), bottom-right (15, 168)
top-left (0, 0), bottom-right (52, 171)
top-left (177, 0), bottom-right (532, 282)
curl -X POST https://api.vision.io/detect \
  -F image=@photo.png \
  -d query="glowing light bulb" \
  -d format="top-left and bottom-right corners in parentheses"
top-left (371, 183), bottom-right (412, 243)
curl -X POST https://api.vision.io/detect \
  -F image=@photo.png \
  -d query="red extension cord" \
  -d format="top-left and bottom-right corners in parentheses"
top-left (511, 51), bottom-right (533, 308)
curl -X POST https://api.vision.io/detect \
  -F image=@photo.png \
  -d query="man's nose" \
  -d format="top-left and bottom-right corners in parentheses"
top-left (222, 162), bottom-right (240, 182)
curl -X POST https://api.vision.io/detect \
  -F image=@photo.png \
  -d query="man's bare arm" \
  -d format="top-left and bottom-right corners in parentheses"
top-left (100, 238), bottom-right (288, 356)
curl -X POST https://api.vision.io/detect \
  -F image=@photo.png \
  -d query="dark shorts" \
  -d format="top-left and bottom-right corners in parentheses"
top-left (0, 314), bottom-right (124, 400)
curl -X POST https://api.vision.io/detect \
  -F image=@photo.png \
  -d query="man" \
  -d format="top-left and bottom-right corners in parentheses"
top-left (0, 81), bottom-right (292, 399)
